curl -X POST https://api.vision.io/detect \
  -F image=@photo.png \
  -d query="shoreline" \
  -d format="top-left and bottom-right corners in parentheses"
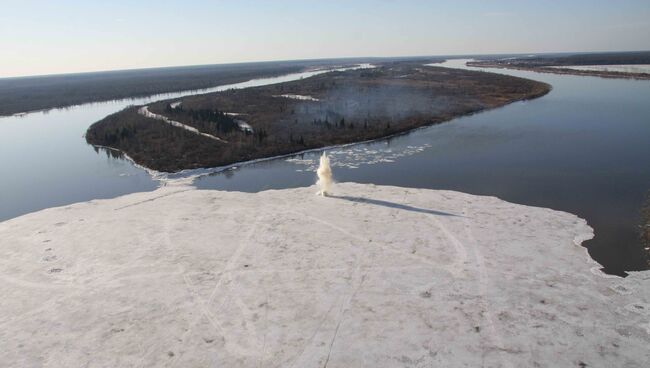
top-left (0, 64), bottom-right (367, 119)
top-left (87, 64), bottom-right (550, 174)
top-left (91, 87), bottom-right (550, 184)
top-left (467, 61), bottom-right (650, 80)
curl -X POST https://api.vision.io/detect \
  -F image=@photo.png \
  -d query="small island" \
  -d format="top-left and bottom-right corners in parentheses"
top-left (86, 63), bottom-right (550, 172)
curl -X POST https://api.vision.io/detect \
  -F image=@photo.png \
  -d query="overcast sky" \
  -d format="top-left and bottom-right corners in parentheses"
top-left (1, 0), bottom-right (649, 77)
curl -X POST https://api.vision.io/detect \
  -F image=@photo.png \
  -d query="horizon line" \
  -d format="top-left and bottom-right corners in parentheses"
top-left (2, 49), bottom-right (649, 80)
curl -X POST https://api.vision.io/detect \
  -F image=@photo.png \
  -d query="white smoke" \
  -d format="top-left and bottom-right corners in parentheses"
top-left (316, 152), bottom-right (333, 196)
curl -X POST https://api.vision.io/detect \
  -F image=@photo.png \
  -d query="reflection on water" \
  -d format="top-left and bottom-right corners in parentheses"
top-left (194, 60), bottom-right (650, 276)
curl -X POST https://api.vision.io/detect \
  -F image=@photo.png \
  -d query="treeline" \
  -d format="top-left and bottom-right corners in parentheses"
top-left (86, 106), bottom-right (325, 172)
top-left (0, 61), bottom-right (323, 117)
top-left (164, 104), bottom-right (240, 134)
top-left (311, 116), bottom-right (374, 131)
top-left (86, 107), bottom-right (234, 172)
top-left (491, 51), bottom-right (650, 67)
top-left (96, 123), bottom-right (138, 146)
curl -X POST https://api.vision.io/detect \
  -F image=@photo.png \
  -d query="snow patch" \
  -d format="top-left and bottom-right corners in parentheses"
top-left (138, 106), bottom-right (228, 143)
top-left (273, 94), bottom-right (320, 101)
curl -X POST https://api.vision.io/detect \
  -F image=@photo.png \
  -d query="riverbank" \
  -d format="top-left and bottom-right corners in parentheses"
top-left (1, 183), bottom-right (648, 367)
top-left (467, 61), bottom-right (650, 80)
top-left (0, 64), bottom-right (307, 117)
top-left (86, 63), bottom-right (550, 172)
top-left (467, 51), bottom-right (650, 80)
top-left (0, 59), bottom-right (387, 117)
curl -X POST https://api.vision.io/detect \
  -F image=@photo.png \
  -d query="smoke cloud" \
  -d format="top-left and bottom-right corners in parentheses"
top-left (316, 152), bottom-right (333, 196)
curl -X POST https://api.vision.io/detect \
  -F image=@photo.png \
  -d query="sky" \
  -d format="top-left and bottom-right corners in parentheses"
top-left (1, 0), bottom-right (649, 78)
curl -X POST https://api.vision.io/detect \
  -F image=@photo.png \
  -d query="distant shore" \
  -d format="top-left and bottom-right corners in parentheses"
top-left (468, 61), bottom-right (650, 80)
top-left (0, 61), bottom-right (341, 117)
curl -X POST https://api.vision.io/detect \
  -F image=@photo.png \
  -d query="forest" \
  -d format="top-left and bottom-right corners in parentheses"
top-left (497, 51), bottom-right (650, 66)
top-left (0, 59), bottom-right (378, 117)
top-left (87, 62), bottom-right (550, 172)
top-left (468, 51), bottom-right (650, 80)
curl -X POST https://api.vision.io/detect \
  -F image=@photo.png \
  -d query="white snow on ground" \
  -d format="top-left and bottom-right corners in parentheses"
top-left (1, 183), bottom-right (648, 367)
top-left (235, 120), bottom-right (253, 133)
top-left (138, 106), bottom-right (228, 143)
top-left (273, 94), bottom-right (320, 101)
top-left (222, 113), bottom-right (254, 133)
top-left (548, 64), bottom-right (650, 74)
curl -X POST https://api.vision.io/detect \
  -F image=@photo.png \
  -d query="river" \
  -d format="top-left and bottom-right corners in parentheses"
top-left (1, 60), bottom-right (648, 275)
top-left (0, 64), bottom-right (372, 221)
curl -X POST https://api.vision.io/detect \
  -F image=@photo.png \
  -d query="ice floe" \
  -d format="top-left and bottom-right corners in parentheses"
top-left (0, 183), bottom-right (648, 366)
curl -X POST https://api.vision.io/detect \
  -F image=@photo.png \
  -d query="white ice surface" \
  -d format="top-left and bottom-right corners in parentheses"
top-left (0, 183), bottom-right (648, 367)
top-left (286, 144), bottom-right (432, 171)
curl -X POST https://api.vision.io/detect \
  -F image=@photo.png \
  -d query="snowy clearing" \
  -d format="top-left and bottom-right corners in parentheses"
top-left (235, 120), bottom-right (253, 133)
top-left (0, 183), bottom-right (648, 367)
top-left (273, 94), bottom-right (320, 101)
top-left (138, 106), bottom-right (228, 143)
